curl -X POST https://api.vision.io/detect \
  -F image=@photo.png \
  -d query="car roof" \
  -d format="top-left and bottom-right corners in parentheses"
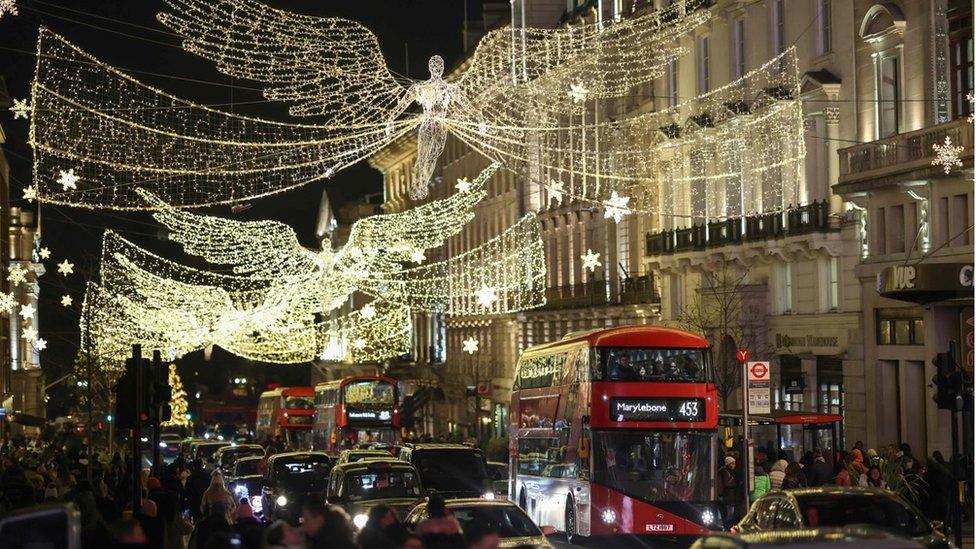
top-left (268, 451), bottom-right (331, 463)
top-left (334, 460), bottom-right (417, 473)
top-left (406, 443), bottom-right (481, 451)
top-left (414, 498), bottom-right (518, 508)
top-left (236, 455), bottom-right (264, 463)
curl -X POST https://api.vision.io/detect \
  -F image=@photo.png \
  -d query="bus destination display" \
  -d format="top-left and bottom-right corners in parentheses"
top-left (609, 397), bottom-right (705, 422)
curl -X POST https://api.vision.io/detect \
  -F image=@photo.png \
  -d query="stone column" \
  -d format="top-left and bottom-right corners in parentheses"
top-left (824, 106), bottom-right (842, 215)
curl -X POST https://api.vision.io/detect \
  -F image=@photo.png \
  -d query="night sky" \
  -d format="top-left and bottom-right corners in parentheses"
top-left (0, 0), bottom-right (471, 416)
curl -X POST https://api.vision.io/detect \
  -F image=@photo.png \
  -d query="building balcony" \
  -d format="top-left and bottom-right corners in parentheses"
top-left (836, 118), bottom-right (974, 193)
top-left (645, 201), bottom-right (833, 256)
top-left (542, 274), bottom-right (660, 310)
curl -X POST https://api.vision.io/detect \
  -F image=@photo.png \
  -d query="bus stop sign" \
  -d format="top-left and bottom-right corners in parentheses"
top-left (747, 361), bottom-right (771, 414)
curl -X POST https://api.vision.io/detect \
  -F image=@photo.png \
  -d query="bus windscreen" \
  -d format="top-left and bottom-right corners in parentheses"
top-left (592, 431), bottom-right (713, 503)
top-left (595, 348), bottom-right (707, 383)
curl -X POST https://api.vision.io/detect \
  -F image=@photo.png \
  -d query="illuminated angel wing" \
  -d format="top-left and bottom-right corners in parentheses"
top-left (137, 189), bottom-right (319, 279)
top-left (157, 0), bottom-right (406, 124)
top-left (30, 28), bottom-right (418, 210)
top-left (336, 163), bottom-right (496, 274)
top-left (358, 214), bottom-right (547, 315)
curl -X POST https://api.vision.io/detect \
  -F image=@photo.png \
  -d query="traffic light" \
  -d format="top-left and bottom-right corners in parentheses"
top-left (114, 358), bottom-right (137, 430)
top-left (932, 352), bottom-right (955, 409)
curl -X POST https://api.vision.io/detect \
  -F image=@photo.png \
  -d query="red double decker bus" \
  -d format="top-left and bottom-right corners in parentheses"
top-left (255, 387), bottom-right (315, 450)
top-left (510, 326), bottom-right (720, 544)
top-left (311, 375), bottom-right (401, 454)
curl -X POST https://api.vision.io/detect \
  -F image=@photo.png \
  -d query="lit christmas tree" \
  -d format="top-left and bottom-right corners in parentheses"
top-left (162, 363), bottom-right (191, 427)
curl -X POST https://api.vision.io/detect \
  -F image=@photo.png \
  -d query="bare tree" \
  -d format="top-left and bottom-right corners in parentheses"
top-left (677, 261), bottom-right (766, 409)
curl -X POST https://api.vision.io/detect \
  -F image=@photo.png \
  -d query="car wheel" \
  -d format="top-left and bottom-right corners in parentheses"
top-left (565, 498), bottom-right (587, 546)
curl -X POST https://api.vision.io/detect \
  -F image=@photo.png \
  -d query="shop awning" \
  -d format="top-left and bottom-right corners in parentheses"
top-left (719, 410), bottom-right (843, 427)
top-left (877, 263), bottom-right (973, 304)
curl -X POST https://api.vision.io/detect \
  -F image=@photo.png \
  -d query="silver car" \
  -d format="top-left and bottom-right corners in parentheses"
top-left (405, 498), bottom-right (555, 548)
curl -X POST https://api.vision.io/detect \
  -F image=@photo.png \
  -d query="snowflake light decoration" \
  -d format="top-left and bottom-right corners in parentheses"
top-left (603, 191), bottom-right (631, 223)
top-left (569, 82), bottom-right (588, 104)
top-left (38, 247), bottom-right (51, 260)
top-left (581, 249), bottom-right (602, 272)
top-left (9, 98), bottom-right (29, 120)
top-left (932, 136), bottom-right (964, 175)
top-left (7, 265), bottom-right (27, 286)
top-left (476, 286), bottom-right (498, 308)
top-left (57, 260), bottom-right (75, 276)
top-left (0, 292), bottom-right (15, 314)
top-left (360, 303), bottom-right (376, 319)
top-left (455, 178), bottom-right (472, 193)
top-left (57, 169), bottom-right (79, 191)
top-left (18, 303), bottom-right (35, 320)
top-left (33, 338), bottom-right (47, 351)
top-left (548, 180), bottom-right (565, 206)
top-left (968, 93), bottom-right (975, 124)
top-left (22, 327), bottom-right (37, 341)
top-left (462, 337), bottom-right (479, 354)
top-left (61, 295), bottom-right (73, 307)
top-left (410, 250), bottom-right (426, 264)
top-left (22, 186), bottom-right (37, 203)
top-left (0, 0), bottom-right (17, 19)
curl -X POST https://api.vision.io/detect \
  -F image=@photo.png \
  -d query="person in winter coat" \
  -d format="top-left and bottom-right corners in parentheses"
top-left (807, 455), bottom-right (834, 487)
top-left (189, 501), bottom-right (233, 549)
top-left (782, 462), bottom-right (806, 489)
top-left (750, 465), bottom-right (771, 501)
top-left (200, 471), bottom-right (237, 523)
top-left (183, 460), bottom-right (210, 523)
top-left (358, 505), bottom-right (408, 549)
top-left (233, 498), bottom-right (265, 549)
top-left (859, 465), bottom-right (887, 488)
top-left (718, 456), bottom-right (738, 528)
top-left (768, 459), bottom-right (788, 490)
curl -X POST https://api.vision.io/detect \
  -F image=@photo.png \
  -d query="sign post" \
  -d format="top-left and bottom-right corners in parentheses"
top-left (736, 350), bottom-right (751, 519)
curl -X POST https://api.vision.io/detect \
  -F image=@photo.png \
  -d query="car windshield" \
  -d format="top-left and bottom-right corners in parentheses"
top-left (414, 449), bottom-right (487, 493)
top-left (235, 458), bottom-right (262, 477)
top-left (222, 447), bottom-right (263, 467)
top-left (197, 444), bottom-right (228, 459)
top-left (276, 457), bottom-right (331, 491)
top-left (595, 348), bottom-right (707, 383)
top-left (345, 470), bottom-right (421, 501)
top-left (795, 494), bottom-right (931, 537)
top-left (593, 431), bottom-right (713, 503)
top-left (449, 505), bottom-right (541, 538)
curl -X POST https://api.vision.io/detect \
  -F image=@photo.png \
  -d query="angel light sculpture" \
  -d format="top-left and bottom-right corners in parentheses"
top-left (29, 0), bottom-right (712, 209)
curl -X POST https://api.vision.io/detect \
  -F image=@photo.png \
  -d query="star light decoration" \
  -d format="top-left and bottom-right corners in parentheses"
top-left (29, 1), bottom-right (712, 210)
top-left (462, 337), bottom-right (479, 354)
top-left (931, 136), bottom-right (965, 175)
top-left (38, 247), bottom-right (51, 259)
top-left (580, 249), bottom-right (602, 272)
top-left (57, 260), bottom-right (75, 276)
top-left (18, 303), bottom-right (35, 320)
top-left (9, 98), bottom-right (29, 120)
top-left (61, 295), bottom-right (73, 307)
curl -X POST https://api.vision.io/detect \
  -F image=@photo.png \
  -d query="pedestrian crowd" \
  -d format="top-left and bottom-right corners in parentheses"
top-left (0, 433), bottom-right (504, 549)
top-left (717, 439), bottom-right (970, 529)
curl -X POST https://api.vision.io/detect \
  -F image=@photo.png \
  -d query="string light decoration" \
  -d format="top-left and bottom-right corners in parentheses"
top-left (161, 364), bottom-right (191, 427)
top-left (0, 0), bottom-right (16, 19)
top-left (31, 0), bottom-right (708, 209)
top-left (81, 166), bottom-right (547, 363)
top-left (451, 47), bottom-right (806, 222)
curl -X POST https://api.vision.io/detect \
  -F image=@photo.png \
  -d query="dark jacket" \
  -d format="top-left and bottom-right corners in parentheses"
top-left (233, 517), bottom-right (265, 549)
top-left (718, 466), bottom-right (737, 501)
top-left (806, 461), bottom-right (834, 487)
top-left (189, 514), bottom-right (232, 549)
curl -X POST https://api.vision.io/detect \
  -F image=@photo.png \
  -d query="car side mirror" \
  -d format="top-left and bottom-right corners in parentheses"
top-left (541, 526), bottom-right (557, 536)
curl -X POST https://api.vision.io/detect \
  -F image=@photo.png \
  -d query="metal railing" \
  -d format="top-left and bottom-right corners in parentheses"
top-left (645, 200), bottom-right (832, 256)
top-left (543, 274), bottom-right (659, 309)
top-left (838, 118), bottom-right (973, 184)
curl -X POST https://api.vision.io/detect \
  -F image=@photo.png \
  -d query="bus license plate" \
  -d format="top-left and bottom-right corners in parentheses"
top-left (646, 524), bottom-right (674, 532)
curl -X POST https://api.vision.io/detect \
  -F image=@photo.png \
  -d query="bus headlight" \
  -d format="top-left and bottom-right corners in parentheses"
top-left (353, 513), bottom-right (368, 529)
top-left (700, 509), bottom-right (716, 526)
top-left (601, 509), bottom-right (617, 524)
top-left (482, 491), bottom-right (496, 500)
top-left (276, 495), bottom-right (287, 507)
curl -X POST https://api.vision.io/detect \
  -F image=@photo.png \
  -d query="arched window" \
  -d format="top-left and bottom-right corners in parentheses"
top-left (860, 4), bottom-right (907, 139)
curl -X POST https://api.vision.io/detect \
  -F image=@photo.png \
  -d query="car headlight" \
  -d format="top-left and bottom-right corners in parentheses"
top-left (158, 442), bottom-right (167, 448)
top-left (482, 491), bottom-right (496, 500)
top-left (601, 509), bottom-right (617, 524)
top-left (700, 509), bottom-right (716, 526)
top-left (276, 495), bottom-right (287, 506)
top-left (353, 513), bottom-right (368, 529)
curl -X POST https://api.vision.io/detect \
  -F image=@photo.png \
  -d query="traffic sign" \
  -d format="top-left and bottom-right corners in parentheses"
top-left (736, 349), bottom-right (750, 363)
top-left (746, 361), bottom-right (771, 414)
